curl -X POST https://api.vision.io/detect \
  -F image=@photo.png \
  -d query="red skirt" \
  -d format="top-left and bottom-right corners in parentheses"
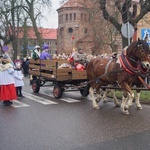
top-left (0, 84), bottom-right (17, 101)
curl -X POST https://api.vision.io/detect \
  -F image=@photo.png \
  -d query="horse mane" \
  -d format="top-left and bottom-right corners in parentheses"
top-left (140, 39), bottom-right (150, 53)
top-left (127, 39), bottom-right (150, 53)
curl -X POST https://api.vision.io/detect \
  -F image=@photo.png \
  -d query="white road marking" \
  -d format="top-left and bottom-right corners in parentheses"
top-left (22, 91), bottom-right (58, 105)
top-left (39, 91), bottom-right (81, 103)
top-left (11, 100), bottom-right (30, 108)
top-left (10, 90), bottom-right (85, 108)
top-left (59, 98), bottom-right (81, 103)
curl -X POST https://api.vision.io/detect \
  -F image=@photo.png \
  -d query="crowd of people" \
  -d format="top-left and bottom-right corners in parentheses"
top-left (31, 44), bottom-right (93, 70)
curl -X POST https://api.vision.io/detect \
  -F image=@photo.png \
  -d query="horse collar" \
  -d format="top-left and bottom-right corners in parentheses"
top-left (119, 51), bottom-right (149, 76)
top-left (119, 51), bottom-right (139, 75)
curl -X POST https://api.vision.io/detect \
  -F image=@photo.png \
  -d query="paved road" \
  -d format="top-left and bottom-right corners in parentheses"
top-left (0, 78), bottom-right (150, 150)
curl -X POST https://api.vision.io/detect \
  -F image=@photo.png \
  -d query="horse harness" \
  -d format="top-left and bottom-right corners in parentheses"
top-left (119, 50), bottom-right (149, 77)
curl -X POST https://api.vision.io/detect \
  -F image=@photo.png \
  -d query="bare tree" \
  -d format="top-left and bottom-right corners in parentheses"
top-left (22, 0), bottom-right (52, 49)
top-left (0, 0), bottom-right (23, 58)
top-left (77, 0), bottom-right (121, 54)
top-left (98, 0), bottom-right (150, 47)
top-left (0, 0), bottom-right (52, 59)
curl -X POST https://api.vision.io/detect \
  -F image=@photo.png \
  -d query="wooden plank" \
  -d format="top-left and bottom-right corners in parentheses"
top-left (41, 72), bottom-right (56, 79)
top-left (29, 59), bottom-right (41, 64)
top-left (29, 59), bottom-right (70, 69)
top-left (72, 70), bottom-right (87, 80)
top-left (29, 59), bottom-right (57, 66)
top-left (57, 72), bottom-right (72, 76)
top-left (57, 68), bottom-right (72, 73)
top-left (29, 64), bottom-right (57, 71)
top-left (56, 76), bottom-right (72, 81)
top-left (29, 70), bottom-right (41, 76)
top-left (29, 64), bottom-right (41, 69)
top-left (72, 76), bottom-right (87, 80)
top-left (72, 70), bottom-right (87, 75)
top-left (40, 66), bottom-right (56, 71)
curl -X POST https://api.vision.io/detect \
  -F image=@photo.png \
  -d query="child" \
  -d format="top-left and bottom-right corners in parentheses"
top-left (0, 58), bottom-right (17, 106)
top-left (13, 63), bottom-right (25, 98)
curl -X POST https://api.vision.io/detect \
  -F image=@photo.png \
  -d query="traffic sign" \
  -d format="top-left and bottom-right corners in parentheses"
top-left (121, 22), bottom-right (135, 38)
top-left (141, 28), bottom-right (150, 45)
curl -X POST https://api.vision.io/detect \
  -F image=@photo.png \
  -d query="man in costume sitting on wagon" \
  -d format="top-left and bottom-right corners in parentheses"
top-left (73, 47), bottom-right (88, 70)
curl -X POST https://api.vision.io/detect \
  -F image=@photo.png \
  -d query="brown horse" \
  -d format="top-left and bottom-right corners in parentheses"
top-left (86, 39), bottom-right (150, 114)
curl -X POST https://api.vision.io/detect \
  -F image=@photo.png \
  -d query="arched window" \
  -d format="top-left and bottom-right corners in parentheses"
top-left (84, 14), bottom-right (87, 21)
top-left (66, 14), bottom-right (68, 21)
top-left (70, 13), bottom-right (72, 21)
top-left (68, 27), bottom-right (73, 34)
top-left (74, 13), bottom-right (76, 21)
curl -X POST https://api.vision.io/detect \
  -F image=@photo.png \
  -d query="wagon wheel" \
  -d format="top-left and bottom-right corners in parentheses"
top-left (79, 83), bottom-right (90, 97)
top-left (53, 84), bottom-right (63, 99)
top-left (32, 81), bottom-right (40, 93)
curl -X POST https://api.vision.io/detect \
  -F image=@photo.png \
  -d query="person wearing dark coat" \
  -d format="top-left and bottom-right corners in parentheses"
top-left (22, 57), bottom-right (29, 77)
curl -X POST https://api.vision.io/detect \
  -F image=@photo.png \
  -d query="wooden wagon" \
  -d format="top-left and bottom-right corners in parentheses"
top-left (29, 59), bottom-right (90, 98)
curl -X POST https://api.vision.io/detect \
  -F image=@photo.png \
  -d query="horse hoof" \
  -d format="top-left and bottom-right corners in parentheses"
top-left (123, 110), bottom-right (129, 115)
top-left (94, 106), bottom-right (100, 110)
top-left (137, 106), bottom-right (143, 110)
top-left (124, 105), bottom-right (129, 110)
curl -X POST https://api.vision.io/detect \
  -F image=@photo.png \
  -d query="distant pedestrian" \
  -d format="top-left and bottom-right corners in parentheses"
top-left (22, 57), bottom-right (29, 77)
top-left (14, 63), bottom-right (25, 99)
top-left (14, 55), bottom-right (22, 68)
top-left (32, 45), bottom-right (41, 60)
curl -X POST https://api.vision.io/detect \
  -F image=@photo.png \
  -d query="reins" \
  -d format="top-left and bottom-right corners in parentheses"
top-left (75, 68), bottom-right (123, 89)
top-left (77, 63), bottom-right (124, 89)
top-left (138, 76), bottom-right (150, 89)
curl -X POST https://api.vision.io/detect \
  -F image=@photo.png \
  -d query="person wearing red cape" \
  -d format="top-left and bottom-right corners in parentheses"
top-left (0, 57), bottom-right (17, 106)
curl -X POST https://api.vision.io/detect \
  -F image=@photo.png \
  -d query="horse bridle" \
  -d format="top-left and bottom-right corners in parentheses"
top-left (125, 43), bottom-right (145, 63)
top-left (120, 44), bottom-right (149, 76)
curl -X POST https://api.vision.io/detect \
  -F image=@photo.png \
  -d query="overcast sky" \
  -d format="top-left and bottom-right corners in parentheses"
top-left (41, 0), bottom-right (61, 29)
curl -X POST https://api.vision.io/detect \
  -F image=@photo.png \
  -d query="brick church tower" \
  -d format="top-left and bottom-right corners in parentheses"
top-left (57, 0), bottom-right (94, 55)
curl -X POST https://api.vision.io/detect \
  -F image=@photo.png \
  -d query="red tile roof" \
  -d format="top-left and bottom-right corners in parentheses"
top-left (17, 27), bottom-right (57, 40)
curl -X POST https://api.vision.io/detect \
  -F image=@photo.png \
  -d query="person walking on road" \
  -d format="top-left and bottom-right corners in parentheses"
top-left (22, 57), bottom-right (29, 77)
top-left (14, 63), bottom-right (25, 99)
top-left (0, 57), bottom-right (17, 106)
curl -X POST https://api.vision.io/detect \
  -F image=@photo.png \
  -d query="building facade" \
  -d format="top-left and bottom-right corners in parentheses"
top-left (17, 27), bottom-right (57, 56)
top-left (57, 0), bottom-right (95, 55)
top-left (57, 0), bottom-right (150, 55)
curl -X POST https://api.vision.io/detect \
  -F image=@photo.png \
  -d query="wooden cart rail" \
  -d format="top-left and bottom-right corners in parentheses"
top-left (29, 59), bottom-right (87, 81)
